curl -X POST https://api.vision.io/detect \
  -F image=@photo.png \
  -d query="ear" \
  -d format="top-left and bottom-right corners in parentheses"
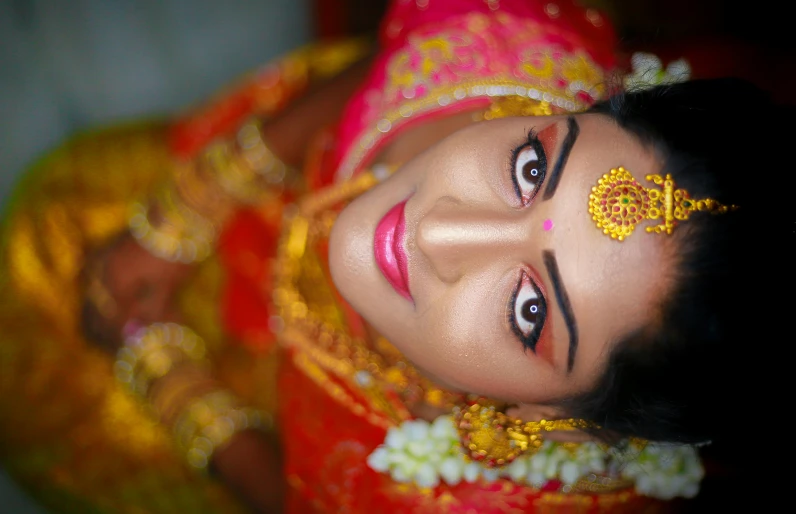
top-left (506, 403), bottom-right (595, 443)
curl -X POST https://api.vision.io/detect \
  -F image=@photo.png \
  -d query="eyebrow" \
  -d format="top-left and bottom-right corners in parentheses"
top-left (542, 250), bottom-right (578, 373)
top-left (542, 116), bottom-right (579, 201)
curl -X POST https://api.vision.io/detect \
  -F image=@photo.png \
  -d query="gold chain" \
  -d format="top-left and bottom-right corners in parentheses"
top-left (273, 167), bottom-right (464, 426)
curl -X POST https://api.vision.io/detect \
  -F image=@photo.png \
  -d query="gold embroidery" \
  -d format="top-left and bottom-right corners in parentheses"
top-left (337, 12), bottom-right (609, 179)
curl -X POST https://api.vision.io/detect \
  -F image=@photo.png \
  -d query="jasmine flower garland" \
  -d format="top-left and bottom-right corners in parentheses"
top-left (366, 415), bottom-right (704, 500)
top-left (623, 52), bottom-right (691, 91)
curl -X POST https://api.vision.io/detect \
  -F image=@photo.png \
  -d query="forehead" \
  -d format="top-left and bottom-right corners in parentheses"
top-left (548, 113), bottom-right (673, 377)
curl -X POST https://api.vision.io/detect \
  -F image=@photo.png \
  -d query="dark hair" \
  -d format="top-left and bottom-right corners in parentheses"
top-left (564, 78), bottom-right (793, 450)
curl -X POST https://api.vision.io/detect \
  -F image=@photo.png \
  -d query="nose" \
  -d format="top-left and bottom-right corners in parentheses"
top-left (415, 198), bottom-right (527, 283)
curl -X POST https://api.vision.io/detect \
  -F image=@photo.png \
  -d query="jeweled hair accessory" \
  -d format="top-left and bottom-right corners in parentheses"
top-left (588, 167), bottom-right (737, 241)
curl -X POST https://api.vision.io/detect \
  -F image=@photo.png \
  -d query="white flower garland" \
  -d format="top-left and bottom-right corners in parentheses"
top-left (623, 52), bottom-right (691, 91)
top-left (366, 416), bottom-right (704, 500)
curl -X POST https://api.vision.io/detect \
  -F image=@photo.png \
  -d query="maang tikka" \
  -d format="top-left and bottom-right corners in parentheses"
top-left (588, 167), bottom-right (738, 241)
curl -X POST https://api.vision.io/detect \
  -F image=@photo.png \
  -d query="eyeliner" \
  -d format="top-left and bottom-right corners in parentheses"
top-left (508, 128), bottom-right (548, 203)
top-left (508, 271), bottom-right (547, 354)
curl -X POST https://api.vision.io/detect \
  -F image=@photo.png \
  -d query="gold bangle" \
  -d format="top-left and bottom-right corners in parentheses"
top-left (114, 323), bottom-right (207, 397)
top-left (148, 365), bottom-right (219, 427)
top-left (128, 186), bottom-right (217, 263)
top-left (173, 389), bottom-right (271, 471)
top-left (236, 117), bottom-right (293, 186)
top-left (114, 322), bottom-right (271, 472)
top-left (203, 117), bottom-right (295, 204)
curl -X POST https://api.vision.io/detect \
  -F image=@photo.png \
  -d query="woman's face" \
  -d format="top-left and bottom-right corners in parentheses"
top-left (329, 113), bottom-right (674, 405)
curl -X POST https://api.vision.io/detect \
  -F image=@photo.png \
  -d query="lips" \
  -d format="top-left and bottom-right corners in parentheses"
top-left (374, 199), bottom-right (413, 302)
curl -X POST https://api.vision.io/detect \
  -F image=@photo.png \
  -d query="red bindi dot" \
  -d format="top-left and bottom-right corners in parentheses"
top-left (543, 219), bottom-right (554, 232)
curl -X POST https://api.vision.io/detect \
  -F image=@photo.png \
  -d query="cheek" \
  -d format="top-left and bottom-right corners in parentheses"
top-left (412, 283), bottom-right (512, 391)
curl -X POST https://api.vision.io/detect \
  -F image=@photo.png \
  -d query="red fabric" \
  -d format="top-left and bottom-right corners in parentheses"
top-left (277, 357), bottom-right (672, 513)
top-left (168, 63), bottom-right (311, 159)
top-left (331, 0), bottom-right (618, 179)
top-left (217, 207), bottom-right (283, 353)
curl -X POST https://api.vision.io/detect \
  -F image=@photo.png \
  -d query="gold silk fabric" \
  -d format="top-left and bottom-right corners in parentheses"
top-left (0, 123), bottom-right (250, 513)
top-left (0, 39), bottom-right (370, 514)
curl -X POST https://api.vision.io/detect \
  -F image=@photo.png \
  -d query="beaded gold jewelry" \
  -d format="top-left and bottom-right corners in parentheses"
top-left (147, 364), bottom-right (219, 427)
top-left (173, 389), bottom-right (269, 470)
top-left (202, 117), bottom-right (296, 204)
top-left (115, 322), bottom-right (270, 471)
top-left (273, 164), bottom-right (467, 428)
top-left (115, 322), bottom-right (208, 397)
top-left (588, 166), bottom-right (738, 241)
top-left (454, 399), bottom-right (590, 468)
top-left (128, 185), bottom-right (217, 263)
top-left (130, 116), bottom-right (298, 263)
top-left (276, 165), bottom-right (597, 467)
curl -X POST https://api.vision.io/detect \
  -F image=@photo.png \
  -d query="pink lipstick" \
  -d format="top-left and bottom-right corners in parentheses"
top-left (374, 199), bottom-right (412, 302)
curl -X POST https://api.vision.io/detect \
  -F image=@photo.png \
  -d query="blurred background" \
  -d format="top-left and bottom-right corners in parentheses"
top-left (0, 0), bottom-right (378, 507)
top-left (2, 0), bottom-right (793, 209)
top-left (0, 0), bottom-right (792, 512)
top-left (0, 0), bottom-right (389, 209)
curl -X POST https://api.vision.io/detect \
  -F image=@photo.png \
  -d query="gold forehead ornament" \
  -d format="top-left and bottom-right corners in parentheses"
top-left (588, 167), bottom-right (738, 241)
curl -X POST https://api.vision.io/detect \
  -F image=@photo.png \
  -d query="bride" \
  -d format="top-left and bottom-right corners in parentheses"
top-left (0, 0), bottom-right (787, 512)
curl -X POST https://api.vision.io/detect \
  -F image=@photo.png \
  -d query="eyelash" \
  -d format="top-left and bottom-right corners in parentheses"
top-left (508, 129), bottom-right (548, 206)
top-left (506, 129), bottom-right (548, 352)
top-left (508, 270), bottom-right (547, 353)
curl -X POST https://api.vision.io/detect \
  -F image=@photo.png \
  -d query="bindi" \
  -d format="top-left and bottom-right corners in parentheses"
top-left (543, 219), bottom-right (554, 231)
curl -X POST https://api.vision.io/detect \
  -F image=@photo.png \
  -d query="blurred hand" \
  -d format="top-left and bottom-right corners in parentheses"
top-left (212, 429), bottom-right (286, 514)
top-left (81, 232), bottom-right (194, 352)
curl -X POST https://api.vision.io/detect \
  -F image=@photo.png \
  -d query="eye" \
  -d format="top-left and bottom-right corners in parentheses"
top-left (509, 270), bottom-right (547, 352)
top-left (510, 131), bottom-right (547, 206)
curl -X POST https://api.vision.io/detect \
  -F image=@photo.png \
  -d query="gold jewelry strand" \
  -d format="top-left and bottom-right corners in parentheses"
top-left (129, 116), bottom-right (297, 263)
top-left (149, 367), bottom-right (219, 427)
top-left (173, 389), bottom-right (270, 471)
top-left (128, 192), bottom-right (217, 264)
top-left (114, 322), bottom-right (271, 472)
top-left (202, 118), bottom-right (293, 205)
top-left (114, 322), bottom-right (208, 397)
top-left (298, 163), bottom-right (396, 216)
top-left (454, 399), bottom-right (592, 468)
top-left (274, 164), bottom-right (466, 426)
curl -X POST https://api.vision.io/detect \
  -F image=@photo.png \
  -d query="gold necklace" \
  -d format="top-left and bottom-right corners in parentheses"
top-left (272, 166), bottom-right (464, 427)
